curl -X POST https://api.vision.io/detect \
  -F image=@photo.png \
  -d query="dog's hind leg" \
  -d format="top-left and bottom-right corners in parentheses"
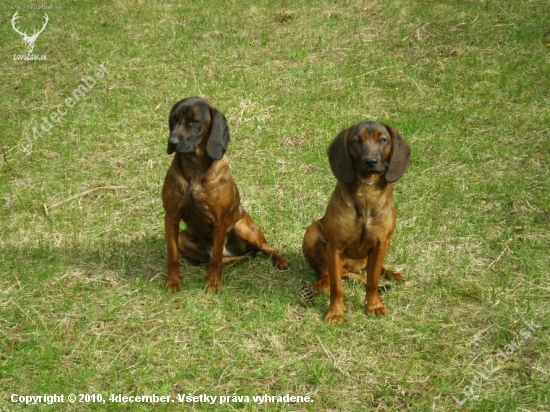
top-left (177, 230), bottom-right (209, 264)
top-left (302, 221), bottom-right (330, 292)
top-left (233, 213), bottom-right (289, 270)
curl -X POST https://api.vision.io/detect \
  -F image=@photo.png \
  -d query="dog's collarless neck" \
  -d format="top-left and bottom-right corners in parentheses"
top-left (360, 178), bottom-right (382, 186)
top-left (176, 153), bottom-right (214, 179)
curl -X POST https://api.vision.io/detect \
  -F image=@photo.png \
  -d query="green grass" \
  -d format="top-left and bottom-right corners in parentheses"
top-left (1, 0), bottom-right (549, 410)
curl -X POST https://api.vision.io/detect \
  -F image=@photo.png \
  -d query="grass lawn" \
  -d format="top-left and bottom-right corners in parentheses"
top-left (1, 0), bottom-right (549, 410)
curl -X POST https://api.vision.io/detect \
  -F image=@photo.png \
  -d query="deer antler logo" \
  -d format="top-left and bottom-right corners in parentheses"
top-left (11, 11), bottom-right (49, 55)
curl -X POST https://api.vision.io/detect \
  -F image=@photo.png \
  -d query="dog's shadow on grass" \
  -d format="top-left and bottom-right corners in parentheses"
top-left (55, 235), bottom-right (316, 298)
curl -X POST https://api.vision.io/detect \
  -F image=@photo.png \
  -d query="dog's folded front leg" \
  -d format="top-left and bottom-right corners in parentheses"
top-left (365, 241), bottom-right (389, 316)
top-left (205, 222), bottom-right (228, 293)
top-left (164, 214), bottom-right (182, 291)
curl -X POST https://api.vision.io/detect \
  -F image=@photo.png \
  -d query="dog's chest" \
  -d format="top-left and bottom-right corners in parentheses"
top-left (187, 181), bottom-right (208, 202)
top-left (344, 197), bottom-right (394, 255)
top-left (180, 181), bottom-right (214, 215)
top-left (338, 214), bottom-right (384, 260)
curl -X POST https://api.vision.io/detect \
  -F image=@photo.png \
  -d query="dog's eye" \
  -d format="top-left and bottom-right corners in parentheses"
top-left (351, 137), bottom-right (361, 145)
top-left (379, 137), bottom-right (389, 144)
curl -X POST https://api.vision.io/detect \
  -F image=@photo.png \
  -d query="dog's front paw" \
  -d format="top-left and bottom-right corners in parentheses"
top-left (204, 279), bottom-right (221, 293)
top-left (324, 305), bottom-right (344, 323)
top-left (365, 300), bottom-right (387, 316)
top-left (164, 276), bottom-right (181, 291)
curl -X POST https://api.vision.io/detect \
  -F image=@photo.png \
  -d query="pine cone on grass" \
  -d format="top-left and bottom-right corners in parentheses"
top-left (298, 283), bottom-right (317, 307)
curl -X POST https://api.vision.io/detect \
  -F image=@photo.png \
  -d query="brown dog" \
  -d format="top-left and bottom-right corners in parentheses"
top-left (302, 121), bottom-right (410, 322)
top-left (162, 97), bottom-right (289, 292)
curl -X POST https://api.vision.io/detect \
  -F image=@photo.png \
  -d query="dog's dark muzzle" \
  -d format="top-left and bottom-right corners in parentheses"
top-left (357, 156), bottom-right (385, 175)
top-left (167, 135), bottom-right (179, 154)
top-left (167, 135), bottom-right (196, 155)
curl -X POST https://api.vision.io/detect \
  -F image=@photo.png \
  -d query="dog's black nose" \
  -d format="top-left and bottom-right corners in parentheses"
top-left (167, 135), bottom-right (179, 154)
top-left (364, 157), bottom-right (378, 167)
top-left (168, 135), bottom-right (179, 147)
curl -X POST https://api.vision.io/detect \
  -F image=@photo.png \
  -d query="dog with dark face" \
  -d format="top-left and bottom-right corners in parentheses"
top-left (162, 97), bottom-right (289, 292)
top-left (302, 121), bottom-right (410, 322)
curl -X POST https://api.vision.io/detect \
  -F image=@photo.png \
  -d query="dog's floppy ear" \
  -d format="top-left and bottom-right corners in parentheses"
top-left (167, 104), bottom-right (180, 155)
top-left (328, 127), bottom-right (355, 183)
top-left (206, 108), bottom-right (230, 160)
top-left (168, 110), bottom-right (177, 134)
top-left (384, 124), bottom-right (411, 183)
